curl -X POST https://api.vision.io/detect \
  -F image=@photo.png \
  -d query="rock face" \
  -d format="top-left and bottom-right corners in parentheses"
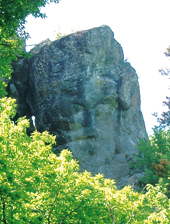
top-left (11, 25), bottom-right (147, 187)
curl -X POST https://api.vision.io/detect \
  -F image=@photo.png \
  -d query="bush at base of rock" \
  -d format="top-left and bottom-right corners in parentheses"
top-left (1, 97), bottom-right (170, 223)
top-left (132, 124), bottom-right (170, 196)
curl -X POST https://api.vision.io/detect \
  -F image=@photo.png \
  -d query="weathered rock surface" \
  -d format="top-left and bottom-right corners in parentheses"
top-left (11, 25), bottom-right (147, 188)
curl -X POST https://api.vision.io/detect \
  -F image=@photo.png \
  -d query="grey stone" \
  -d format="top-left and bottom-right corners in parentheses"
top-left (11, 25), bottom-right (147, 188)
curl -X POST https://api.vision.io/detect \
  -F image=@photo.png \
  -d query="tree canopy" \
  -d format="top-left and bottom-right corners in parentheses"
top-left (1, 98), bottom-right (170, 223)
top-left (0, 0), bottom-right (60, 96)
top-left (158, 46), bottom-right (170, 126)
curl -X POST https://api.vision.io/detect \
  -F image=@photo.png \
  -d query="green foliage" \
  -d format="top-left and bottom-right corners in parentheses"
top-left (55, 31), bottom-right (67, 40)
top-left (2, 1), bottom-right (170, 222)
top-left (132, 124), bottom-right (170, 194)
top-left (158, 45), bottom-right (170, 126)
top-left (1, 2), bottom-right (170, 220)
top-left (1, 98), bottom-right (170, 223)
top-left (0, 0), bottom-right (60, 97)
top-left (55, 28), bottom-right (78, 40)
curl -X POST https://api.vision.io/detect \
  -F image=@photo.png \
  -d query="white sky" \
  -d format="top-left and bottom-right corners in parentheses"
top-left (25, 0), bottom-right (170, 135)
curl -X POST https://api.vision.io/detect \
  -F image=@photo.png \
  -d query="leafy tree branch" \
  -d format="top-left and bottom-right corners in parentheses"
top-left (59, 200), bottom-right (84, 224)
top-left (47, 192), bottom-right (59, 224)
top-left (0, 0), bottom-right (60, 96)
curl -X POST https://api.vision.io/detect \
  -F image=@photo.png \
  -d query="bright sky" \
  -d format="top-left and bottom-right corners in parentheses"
top-left (25, 0), bottom-right (170, 135)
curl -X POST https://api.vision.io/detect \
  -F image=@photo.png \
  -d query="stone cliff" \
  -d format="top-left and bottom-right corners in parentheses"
top-left (10, 25), bottom-right (147, 188)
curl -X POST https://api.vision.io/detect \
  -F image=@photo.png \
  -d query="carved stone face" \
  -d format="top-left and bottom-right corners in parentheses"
top-left (12, 26), bottom-right (147, 187)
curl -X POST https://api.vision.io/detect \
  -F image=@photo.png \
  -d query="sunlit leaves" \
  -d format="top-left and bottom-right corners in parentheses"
top-left (1, 98), bottom-right (170, 223)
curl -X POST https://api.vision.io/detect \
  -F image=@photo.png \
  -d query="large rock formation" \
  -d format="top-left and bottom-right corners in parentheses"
top-left (10, 25), bottom-right (147, 187)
